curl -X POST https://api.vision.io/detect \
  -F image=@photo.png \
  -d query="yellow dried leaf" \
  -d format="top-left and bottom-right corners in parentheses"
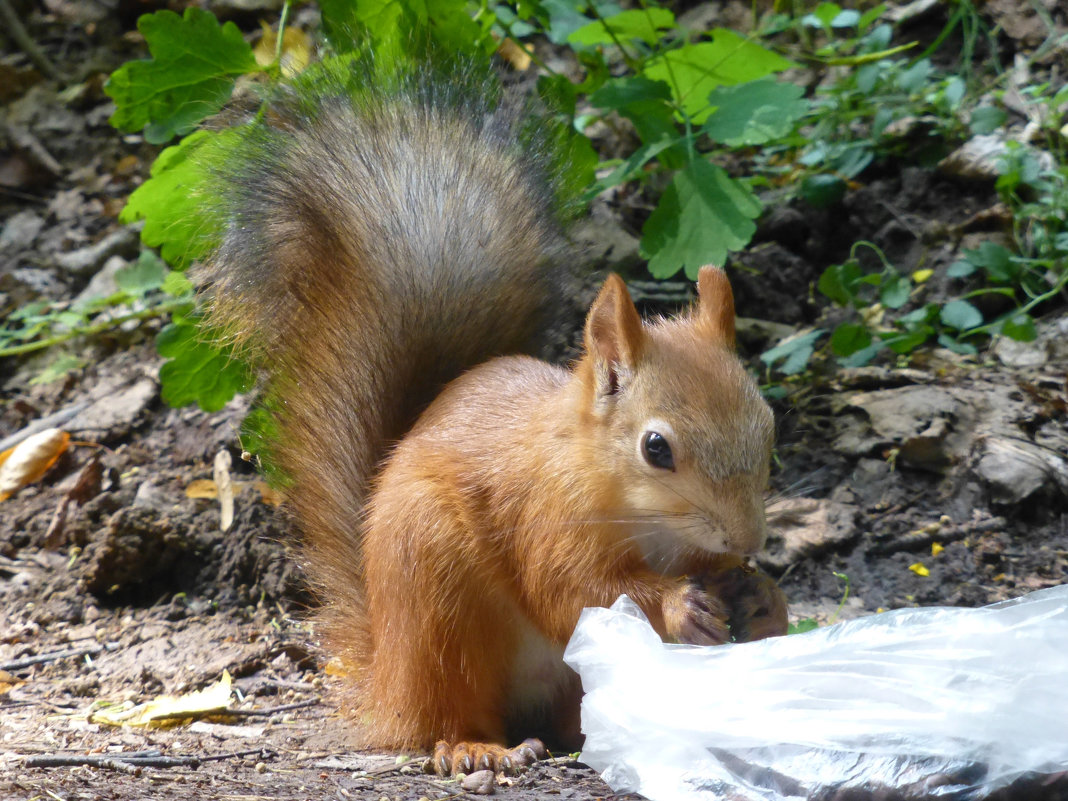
top-left (931, 542), bottom-right (944, 556)
top-left (185, 478), bottom-right (218, 499)
top-left (254, 22), bottom-right (311, 77)
top-left (912, 268), bottom-right (933, 283)
top-left (91, 670), bottom-right (233, 727)
top-left (498, 38), bottom-right (532, 71)
top-left (252, 480), bottom-right (284, 507)
top-left (908, 562), bottom-right (930, 577)
top-left (0, 669), bottom-right (24, 694)
top-left (0, 428), bottom-right (70, 501)
top-left (324, 656), bottom-right (348, 677)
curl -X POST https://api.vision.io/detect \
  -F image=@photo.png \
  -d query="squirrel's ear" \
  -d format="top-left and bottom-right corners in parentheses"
top-left (584, 273), bottom-right (644, 396)
top-left (695, 265), bottom-right (736, 349)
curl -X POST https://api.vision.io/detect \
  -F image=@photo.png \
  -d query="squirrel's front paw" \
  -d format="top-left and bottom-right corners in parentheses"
top-left (662, 582), bottom-right (731, 645)
top-left (700, 565), bottom-right (788, 642)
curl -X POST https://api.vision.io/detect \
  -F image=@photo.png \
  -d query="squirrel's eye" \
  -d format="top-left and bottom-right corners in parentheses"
top-left (641, 431), bottom-right (675, 471)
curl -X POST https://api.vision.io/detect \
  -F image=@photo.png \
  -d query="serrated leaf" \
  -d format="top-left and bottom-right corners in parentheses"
top-left (105, 8), bottom-right (259, 143)
top-left (641, 158), bottom-right (761, 280)
top-left (642, 32), bottom-right (795, 123)
top-left (120, 129), bottom-right (225, 270)
top-left (939, 299), bottom-right (982, 331)
top-left (590, 75), bottom-right (671, 109)
top-left (703, 78), bottom-right (807, 147)
top-left (157, 319), bottom-right (253, 412)
top-left (115, 251), bottom-right (169, 297)
top-left (568, 8), bottom-right (674, 46)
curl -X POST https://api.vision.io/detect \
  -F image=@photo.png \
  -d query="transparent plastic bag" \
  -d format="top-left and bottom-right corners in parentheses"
top-left (563, 586), bottom-right (1068, 801)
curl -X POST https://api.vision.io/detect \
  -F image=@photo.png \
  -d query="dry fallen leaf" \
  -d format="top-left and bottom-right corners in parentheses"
top-left (0, 669), bottom-right (24, 694)
top-left (253, 22), bottom-right (311, 77)
top-left (185, 478), bottom-right (219, 499)
top-left (90, 670), bottom-right (233, 727)
top-left (497, 38), bottom-right (532, 71)
top-left (0, 428), bottom-right (70, 501)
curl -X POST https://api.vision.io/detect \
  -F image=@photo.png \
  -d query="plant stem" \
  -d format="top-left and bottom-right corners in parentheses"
top-left (0, 299), bottom-right (188, 358)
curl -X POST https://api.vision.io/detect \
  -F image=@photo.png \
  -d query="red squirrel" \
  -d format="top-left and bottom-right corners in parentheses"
top-left (196, 68), bottom-right (787, 775)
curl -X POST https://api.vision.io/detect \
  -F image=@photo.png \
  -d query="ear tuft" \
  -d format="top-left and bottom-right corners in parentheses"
top-left (695, 265), bottom-right (736, 348)
top-left (584, 274), bottom-right (644, 396)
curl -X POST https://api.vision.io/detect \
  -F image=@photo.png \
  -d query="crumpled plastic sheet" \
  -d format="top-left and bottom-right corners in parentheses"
top-left (563, 585), bottom-right (1068, 801)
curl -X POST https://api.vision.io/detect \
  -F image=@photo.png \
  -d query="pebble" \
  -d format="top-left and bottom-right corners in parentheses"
top-left (460, 769), bottom-right (496, 795)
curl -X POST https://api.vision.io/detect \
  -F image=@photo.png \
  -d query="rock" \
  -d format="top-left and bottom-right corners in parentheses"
top-left (570, 201), bottom-right (641, 272)
top-left (74, 254), bottom-right (127, 305)
top-left (832, 385), bottom-right (961, 470)
top-left (994, 336), bottom-right (1049, 369)
top-left (460, 769), bottom-right (496, 794)
top-left (973, 437), bottom-right (1068, 506)
top-left (760, 498), bottom-right (858, 572)
top-left (1, 210), bottom-right (45, 248)
top-left (55, 226), bottom-right (140, 277)
top-left (71, 377), bottom-right (158, 441)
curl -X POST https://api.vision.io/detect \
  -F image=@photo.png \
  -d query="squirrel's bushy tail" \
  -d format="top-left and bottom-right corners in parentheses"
top-left (196, 65), bottom-right (573, 682)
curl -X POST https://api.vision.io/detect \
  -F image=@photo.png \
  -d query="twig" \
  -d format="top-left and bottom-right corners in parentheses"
top-left (0, 644), bottom-right (104, 672)
top-left (0, 0), bottom-right (64, 81)
top-left (0, 402), bottom-right (89, 453)
top-left (223, 698), bottom-right (321, 717)
top-left (870, 516), bottom-right (1007, 555)
top-left (23, 748), bottom-right (275, 772)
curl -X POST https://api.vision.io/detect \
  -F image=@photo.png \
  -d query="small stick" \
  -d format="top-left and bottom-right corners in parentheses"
top-left (222, 698), bottom-right (320, 717)
top-left (0, 644), bottom-right (103, 672)
top-left (0, 402), bottom-right (89, 453)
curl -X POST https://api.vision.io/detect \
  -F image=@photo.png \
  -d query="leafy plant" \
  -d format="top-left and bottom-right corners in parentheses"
top-left (103, 0), bottom-right (827, 412)
top-left (0, 251), bottom-right (194, 382)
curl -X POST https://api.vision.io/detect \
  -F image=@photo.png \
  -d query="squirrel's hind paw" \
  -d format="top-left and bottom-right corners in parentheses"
top-left (428, 738), bottom-right (547, 776)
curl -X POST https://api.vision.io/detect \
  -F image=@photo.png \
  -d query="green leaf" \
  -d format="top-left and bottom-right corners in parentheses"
top-left (879, 274), bottom-right (910, 309)
top-left (105, 8), bottom-right (259, 143)
top-left (946, 259), bottom-right (976, 278)
top-left (157, 318), bottom-right (253, 412)
top-left (884, 326), bottom-right (932, 354)
top-left (1000, 312), bottom-right (1037, 342)
top-left (817, 260), bottom-right (862, 306)
top-left (962, 242), bottom-right (1017, 283)
top-left (30, 354), bottom-right (88, 385)
top-left (937, 333), bottom-right (977, 355)
top-left (162, 270), bottom-right (195, 297)
top-left (703, 78), bottom-right (807, 147)
top-left (939, 299), bottom-right (982, 331)
top-left (801, 174), bottom-right (846, 207)
top-left (318, 0), bottom-right (362, 53)
top-left (589, 77), bottom-right (681, 162)
top-left (969, 106), bottom-right (1007, 135)
top-left (760, 329), bottom-right (825, 376)
top-left (120, 129), bottom-right (225, 269)
top-left (642, 32), bottom-right (796, 123)
top-left (590, 75), bottom-right (671, 109)
top-left (115, 250), bottom-right (169, 297)
top-left (788, 618), bottom-right (819, 635)
top-left (641, 158), bottom-right (761, 279)
top-left (568, 8), bottom-right (674, 46)
top-left (830, 322), bottom-right (871, 357)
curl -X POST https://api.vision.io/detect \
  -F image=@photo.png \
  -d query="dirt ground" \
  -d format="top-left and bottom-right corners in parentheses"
top-left (2, 2), bottom-right (1067, 800)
